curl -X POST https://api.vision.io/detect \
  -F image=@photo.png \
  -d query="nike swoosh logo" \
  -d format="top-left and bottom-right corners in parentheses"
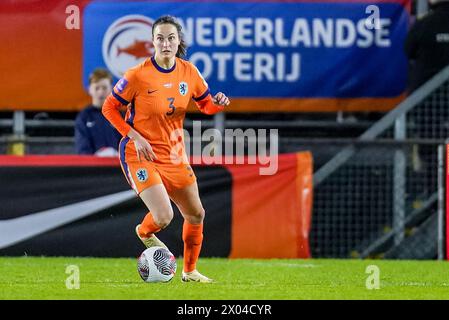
top-left (0, 190), bottom-right (135, 249)
top-left (148, 89), bottom-right (158, 94)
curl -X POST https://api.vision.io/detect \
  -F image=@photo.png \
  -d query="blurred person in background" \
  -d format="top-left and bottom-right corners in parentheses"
top-left (405, 0), bottom-right (449, 93)
top-left (405, 0), bottom-right (449, 200)
top-left (75, 68), bottom-right (122, 156)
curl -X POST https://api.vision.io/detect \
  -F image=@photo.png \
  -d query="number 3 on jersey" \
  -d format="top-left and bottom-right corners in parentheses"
top-left (166, 98), bottom-right (175, 116)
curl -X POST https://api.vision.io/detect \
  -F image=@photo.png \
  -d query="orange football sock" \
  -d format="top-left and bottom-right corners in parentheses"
top-left (182, 221), bottom-right (203, 273)
top-left (138, 212), bottom-right (161, 238)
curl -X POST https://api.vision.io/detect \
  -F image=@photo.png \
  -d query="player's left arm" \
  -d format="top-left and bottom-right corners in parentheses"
top-left (190, 63), bottom-right (230, 115)
top-left (195, 92), bottom-right (230, 115)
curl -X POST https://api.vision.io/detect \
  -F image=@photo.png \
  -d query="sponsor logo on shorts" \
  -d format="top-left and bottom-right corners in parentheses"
top-left (136, 168), bottom-right (148, 182)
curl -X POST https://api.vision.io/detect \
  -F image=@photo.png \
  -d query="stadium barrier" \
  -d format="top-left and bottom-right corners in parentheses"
top-left (446, 143), bottom-right (449, 260)
top-left (310, 65), bottom-right (449, 259)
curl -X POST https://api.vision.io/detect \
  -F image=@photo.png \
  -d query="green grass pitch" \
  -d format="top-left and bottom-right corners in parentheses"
top-left (0, 257), bottom-right (448, 299)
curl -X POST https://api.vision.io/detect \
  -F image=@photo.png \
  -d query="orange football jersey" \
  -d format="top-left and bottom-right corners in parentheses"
top-left (107, 56), bottom-right (212, 164)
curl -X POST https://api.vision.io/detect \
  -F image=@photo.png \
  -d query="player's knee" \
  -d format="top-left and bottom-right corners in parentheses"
top-left (154, 208), bottom-right (174, 228)
top-left (189, 207), bottom-right (205, 224)
top-left (197, 208), bottom-right (205, 221)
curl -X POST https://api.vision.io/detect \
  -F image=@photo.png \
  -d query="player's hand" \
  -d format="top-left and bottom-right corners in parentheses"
top-left (212, 92), bottom-right (230, 107)
top-left (128, 129), bottom-right (157, 162)
top-left (134, 136), bottom-right (157, 162)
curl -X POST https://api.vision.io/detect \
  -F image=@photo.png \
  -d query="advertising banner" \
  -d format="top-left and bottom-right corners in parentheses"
top-left (0, 0), bottom-right (410, 112)
top-left (0, 152), bottom-right (312, 258)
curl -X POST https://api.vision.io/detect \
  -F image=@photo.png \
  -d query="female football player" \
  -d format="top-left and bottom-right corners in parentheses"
top-left (102, 15), bottom-right (230, 283)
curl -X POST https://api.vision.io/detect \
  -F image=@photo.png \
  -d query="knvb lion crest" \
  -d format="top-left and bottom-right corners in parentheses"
top-left (179, 82), bottom-right (188, 96)
top-left (136, 168), bottom-right (148, 182)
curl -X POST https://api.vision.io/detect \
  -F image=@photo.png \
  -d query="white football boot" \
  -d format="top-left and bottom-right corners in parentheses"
top-left (181, 269), bottom-right (214, 283)
top-left (135, 224), bottom-right (168, 250)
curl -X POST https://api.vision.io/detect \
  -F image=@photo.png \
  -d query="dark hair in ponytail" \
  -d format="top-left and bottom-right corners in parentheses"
top-left (152, 15), bottom-right (187, 58)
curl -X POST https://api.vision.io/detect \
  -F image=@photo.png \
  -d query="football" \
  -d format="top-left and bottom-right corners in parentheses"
top-left (137, 246), bottom-right (177, 283)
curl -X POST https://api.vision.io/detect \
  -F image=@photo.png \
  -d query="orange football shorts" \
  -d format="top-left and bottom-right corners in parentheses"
top-left (119, 159), bottom-right (196, 194)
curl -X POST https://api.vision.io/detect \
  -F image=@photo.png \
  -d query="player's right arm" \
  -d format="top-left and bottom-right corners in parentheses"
top-left (127, 128), bottom-right (157, 162)
top-left (102, 70), bottom-right (157, 162)
top-left (102, 74), bottom-right (134, 137)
